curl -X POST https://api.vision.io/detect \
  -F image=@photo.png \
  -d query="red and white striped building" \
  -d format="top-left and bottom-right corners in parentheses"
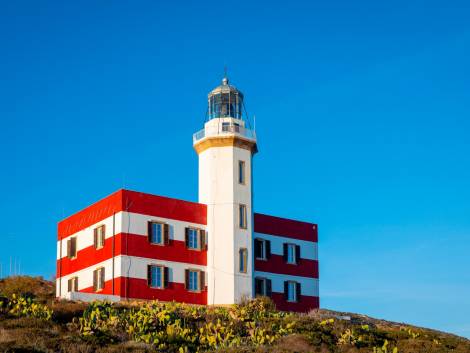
top-left (56, 77), bottom-right (319, 312)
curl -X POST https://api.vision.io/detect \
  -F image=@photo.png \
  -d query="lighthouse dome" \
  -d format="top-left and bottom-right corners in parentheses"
top-left (208, 77), bottom-right (244, 120)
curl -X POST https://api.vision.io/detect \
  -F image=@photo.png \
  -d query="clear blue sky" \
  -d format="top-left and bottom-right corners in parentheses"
top-left (1, 0), bottom-right (469, 338)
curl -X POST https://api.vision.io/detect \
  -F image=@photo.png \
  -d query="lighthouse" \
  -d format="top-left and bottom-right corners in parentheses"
top-left (193, 76), bottom-right (257, 304)
top-left (56, 76), bottom-right (319, 312)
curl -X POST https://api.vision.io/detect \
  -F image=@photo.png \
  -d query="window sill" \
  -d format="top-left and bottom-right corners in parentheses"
top-left (255, 257), bottom-right (267, 261)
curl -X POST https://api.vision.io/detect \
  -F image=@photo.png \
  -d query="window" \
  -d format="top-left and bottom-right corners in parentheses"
top-left (94, 225), bottom-right (105, 249)
top-left (147, 265), bottom-right (168, 289)
top-left (239, 248), bottom-right (248, 273)
top-left (222, 122), bottom-right (230, 132)
top-left (254, 238), bottom-right (271, 260)
top-left (238, 160), bottom-right (246, 184)
top-left (185, 269), bottom-right (205, 292)
top-left (93, 267), bottom-right (105, 292)
top-left (67, 237), bottom-right (77, 259)
top-left (285, 281), bottom-right (301, 302)
top-left (255, 277), bottom-right (272, 297)
top-left (148, 222), bottom-right (169, 245)
top-left (185, 228), bottom-right (206, 250)
top-left (67, 277), bottom-right (78, 292)
top-left (283, 243), bottom-right (300, 265)
top-left (239, 204), bottom-right (247, 229)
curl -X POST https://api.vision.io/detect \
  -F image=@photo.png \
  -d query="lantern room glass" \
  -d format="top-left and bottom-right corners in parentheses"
top-left (208, 91), bottom-right (243, 120)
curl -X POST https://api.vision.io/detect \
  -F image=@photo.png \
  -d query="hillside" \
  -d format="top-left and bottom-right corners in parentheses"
top-left (0, 276), bottom-right (469, 353)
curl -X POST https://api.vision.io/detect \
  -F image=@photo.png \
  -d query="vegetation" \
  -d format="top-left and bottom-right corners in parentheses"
top-left (1, 277), bottom-right (469, 352)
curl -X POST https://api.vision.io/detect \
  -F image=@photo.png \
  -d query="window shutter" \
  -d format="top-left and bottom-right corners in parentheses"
top-left (163, 267), bottom-right (169, 288)
top-left (199, 271), bottom-right (205, 290)
top-left (147, 222), bottom-right (153, 242)
top-left (93, 228), bottom-right (98, 248)
top-left (295, 245), bottom-right (301, 264)
top-left (283, 243), bottom-right (288, 262)
top-left (266, 241), bottom-right (271, 259)
top-left (163, 224), bottom-right (169, 245)
top-left (185, 228), bottom-right (189, 248)
top-left (254, 239), bottom-right (261, 258)
top-left (284, 281), bottom-right (288, 300)
top-left (200, 230), bottom-right (206, 250)
top-left (296, 282), bottom-right (301, 302)
top-left (100, 268), bottom-right (105, 289)
top-left (147, 265), bottom-right (152, 286)
top-left (71, 238), bottom-right (76, 258)
top-left (67, 239), bottom-right (71, 258)
top-left (93, 270), bottom-right (97, 291)
top-left (74, 277), bottom-right (78, 291)
top-left (184, 269), bottom-right (189, 289)
top-left (266, 279), bottom-right (272, 298)
top-left (67, 278), bottom-right (72, 292)
top-left (255, 278), bottom-right (261, 295)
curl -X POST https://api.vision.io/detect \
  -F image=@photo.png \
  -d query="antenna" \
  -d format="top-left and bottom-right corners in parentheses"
top-left (224, 65), bottom-right (228, 79)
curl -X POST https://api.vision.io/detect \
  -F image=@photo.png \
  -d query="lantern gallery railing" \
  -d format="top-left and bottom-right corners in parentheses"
top-left (193, 124), bottom-right (256, 143)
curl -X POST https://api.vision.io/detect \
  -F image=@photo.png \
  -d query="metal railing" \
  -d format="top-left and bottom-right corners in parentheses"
top-left (193, 124), bottom-right (256, 143)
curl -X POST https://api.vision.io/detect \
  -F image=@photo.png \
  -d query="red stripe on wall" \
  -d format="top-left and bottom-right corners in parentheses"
top-left (78, 277), bottom-right (207, 305)
top-left (57, 233), bottom-right (207, 278)
top-left (120, 277), bottom-right (207, 305)
top-left (271, 292), bottom-right (319, 313)
top-left (254, 213), bottom-right (317, 242)
top-left (58, 189), bottom-right (207, 240)
top-left (123, 190), bottom-right (207, 225)
top-left (255, 255), bottom-right (318, 278)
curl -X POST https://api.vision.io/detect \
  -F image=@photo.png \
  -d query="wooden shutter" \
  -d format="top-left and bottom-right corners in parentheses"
top-left (296, 282), bottom-right (301, 302)
top-left (184, 269), bottom-right (189, 289)
top-left (185, 228), bottom-right (189, 248)
top-left (67, 278), bottom-right (72, 292)
top-left (74, 277), bottom-right (78, 292)
top-left (199, 230), bottom-right (206, 250)
top-left (283, 243), bottom-right (288, 262)
top-left (93, 228), bottom-right (98, 248)
top-left (100, 268), bottom-right (105, 290)
top-left (266, 240), bottom-right (271, 259)
top-left (255, 278), bottom-right (261, 295)
top-left (147, 222), bottom-right (153, 242)
top-left (284, 281), bottom-right (288, 300)
top-left (199, 271), bottom-right (205, 290)
top-left (163, 224), bottom-right (169, 245)
top-left (71, 238), bottom-right (76, 258)
top-left (67, 239), bottom-right (72, 259)
top-left (93, 270), bottom-right (97, 291)
top-left (147, 265), bottom-right (152, 286)
top-left (266, 279), bottom-right (272, 298)
top-left (254, 239), bottom-right (261, 258)
top-left (163, 267), bottom-right (169, 288)
top-left (295, 245), bottom-right (301, 264)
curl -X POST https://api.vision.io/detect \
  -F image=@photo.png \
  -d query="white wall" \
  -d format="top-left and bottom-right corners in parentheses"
top-left (198, 117), bottom-right (255, 304)
top-left (254, 271), bottom-right (320, 297)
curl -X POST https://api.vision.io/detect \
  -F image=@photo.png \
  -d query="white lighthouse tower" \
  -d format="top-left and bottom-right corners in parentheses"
top-left (193, 77), bottom-right (257, 305)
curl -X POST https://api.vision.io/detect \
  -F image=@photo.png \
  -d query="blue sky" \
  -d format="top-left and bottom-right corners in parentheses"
top-left (1, 0), bottom-right (469, 338)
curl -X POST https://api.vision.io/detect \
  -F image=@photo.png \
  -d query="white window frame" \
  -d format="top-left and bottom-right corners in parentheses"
top-left (94, 225), bottom-right (105, 249)
top-left (68, 276), bottom-right (78, 292)
top-left (286, 243), bottom-right (296, 264)
top-left (188, 270), bottom-right (199, 291)
top-left (150, 222), bottom-right (164, 245)
top-left (187, 228), bottom-right (199, 250)
top-left (150, 265), bottom-right (164, 289)
top-left (255, 277), bottom-right (268, 296)
top-left (255, 239), bottom-right (267, 260)
top-left (95, 267), bottom-right (105, 292)
top-left (287, 281), bottom-right (297, 302)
